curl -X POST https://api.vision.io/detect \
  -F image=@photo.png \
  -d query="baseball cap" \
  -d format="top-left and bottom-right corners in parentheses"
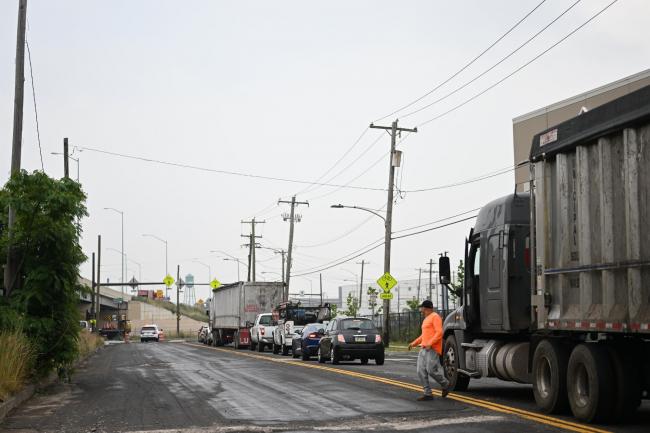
top-left (418, 300), bottom-right (434, 309)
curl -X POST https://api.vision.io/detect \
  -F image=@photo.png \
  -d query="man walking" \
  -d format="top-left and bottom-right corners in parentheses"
top-left (408, 300), bottom-right (450, 400)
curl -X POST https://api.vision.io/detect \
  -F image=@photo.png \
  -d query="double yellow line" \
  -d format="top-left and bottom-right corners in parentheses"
top-left (184, 343), bottom-right (610, 433)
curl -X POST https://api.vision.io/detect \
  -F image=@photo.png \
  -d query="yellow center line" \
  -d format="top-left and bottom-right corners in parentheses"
top-left (183, 343), bottom-right (611, 433)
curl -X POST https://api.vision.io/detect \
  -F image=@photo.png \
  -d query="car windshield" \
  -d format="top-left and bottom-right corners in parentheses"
top-left (340, 319), bottom-right (376, 331)
top-left (258, 315), bottom-right (272, 325)
top-left (142, 326), bottom-right (156, 332)
top-left (303, 324), bottom-right (320, 334)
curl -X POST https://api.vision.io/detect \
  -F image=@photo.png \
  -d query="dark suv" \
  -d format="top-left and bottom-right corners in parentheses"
top-left (317, 317), bottom-right (384, 365)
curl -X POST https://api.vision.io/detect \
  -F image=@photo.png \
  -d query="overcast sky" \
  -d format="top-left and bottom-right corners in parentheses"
top-left (1, 0), bottom-right (649, 303)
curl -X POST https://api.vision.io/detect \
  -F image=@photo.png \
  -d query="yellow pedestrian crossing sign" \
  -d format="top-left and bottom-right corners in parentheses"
top-left (210, 278), bottom-right (222, 290)
top-left (376, 272), bottom-right (397, 293)
top-left (163, 274), bottom-right (174, 287)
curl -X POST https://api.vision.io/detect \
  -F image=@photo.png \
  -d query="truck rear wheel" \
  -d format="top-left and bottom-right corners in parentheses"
top-left (257, 341), bottom-right (265, 352)
top-left (567, 343), bottom-right (614, 423)
top-left (234, 331), bottom-right (240, 349)
top-left (282, 343), bottom-right (289, 356)
top-left (443, 335), bottom-right (470, 391)
top-left (273, 341), bottom-right (280, 354)
top-left (532, 339), bottom-right (569, 414)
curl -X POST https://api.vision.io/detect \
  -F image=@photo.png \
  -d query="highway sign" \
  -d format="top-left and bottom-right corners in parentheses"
top-left (128, 277), bottom-right (139, 289)
top-left (379, 293), bottom-right (394, 300)
top-left (210, 278), bottom-right (222, 290)
top-left (376, 272), bottom-right (397, 292)
top-left (163, 274), bottom-right (174, 287)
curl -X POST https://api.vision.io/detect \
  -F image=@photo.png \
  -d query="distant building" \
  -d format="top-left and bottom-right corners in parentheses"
top-left (513, 69), bottom-right (650, 192)
top-left (338, 277), bottom-right (454, 316)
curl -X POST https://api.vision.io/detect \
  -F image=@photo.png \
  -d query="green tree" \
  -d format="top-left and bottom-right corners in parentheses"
top-left (406, 298), bottom-right (420, 311)
top-left (366, 286), bottom-right (379, 315)
top-left (342, 292), bottom-right (360, 317)
top-left (0, 171), bottom-right (87, 375)
top-left (449, 259), bottom-right (464, 301)
top-left (330, 303), bottom-right (338, 318)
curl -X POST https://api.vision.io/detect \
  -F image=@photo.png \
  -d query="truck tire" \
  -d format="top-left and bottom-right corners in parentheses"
top-left (273, 341), bottom-right (280, 354)
top-left (443, 335), bottom-right (470, 391)
top-left (532, 339), bottom-right (569, 414)
top-left (607, 345), bottom-right (641, 420)
top-left (249, 340), bottom-right (256, 351)
top-left (234, 331), bottom-right (240, 350)
top-left (567, 343), bottom-right (614, 423)
top-left (282, 343), bottom-right (290, 356)
top-left (257, 341), bottom-right (265, 352)
top-left (318, 346), bottom-right (325, 363)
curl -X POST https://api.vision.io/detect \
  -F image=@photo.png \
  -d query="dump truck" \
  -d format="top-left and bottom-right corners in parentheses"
top-left (209, 281), bottom-right (284, 349)
top-left (440, 85), bottom-right (650, 423)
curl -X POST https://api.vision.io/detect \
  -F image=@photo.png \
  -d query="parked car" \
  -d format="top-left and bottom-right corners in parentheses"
top-left (250, 313), bottom-right (276, 352)
top-left (198, 325), bottom-right (210, 343)
top-left (318, 317), bottom-right (384, 365)
top-left (292, 323), bottom-right (326, 360)
top-left (140, 324), bottom-right (161, 342)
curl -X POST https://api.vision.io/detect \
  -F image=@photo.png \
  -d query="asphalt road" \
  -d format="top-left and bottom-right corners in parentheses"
top-left (1, 341), bottom-right (648, 433)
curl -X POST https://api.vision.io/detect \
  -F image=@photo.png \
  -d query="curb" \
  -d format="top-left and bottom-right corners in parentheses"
top-left (0, 345), bottom-right (102, 425)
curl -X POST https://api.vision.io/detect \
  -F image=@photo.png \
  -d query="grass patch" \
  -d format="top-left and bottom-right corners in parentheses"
top-left (77, 332), bottom-right (104, 359)
top-left (0, 330), bottom-right (35, 402)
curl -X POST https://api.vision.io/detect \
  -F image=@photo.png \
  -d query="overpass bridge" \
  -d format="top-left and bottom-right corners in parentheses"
top-left (78, 277), bottom-right (132, 322)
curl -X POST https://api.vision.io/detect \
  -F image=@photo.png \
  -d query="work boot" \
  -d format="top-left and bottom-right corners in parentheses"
top-left (417, 395), bottom-right (433, 401)
top-left (441, 386), bottom-right (449, 398)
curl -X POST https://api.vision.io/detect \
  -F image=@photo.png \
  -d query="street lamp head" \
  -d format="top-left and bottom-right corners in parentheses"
top-left (331, 204), bottom-right (344, 209)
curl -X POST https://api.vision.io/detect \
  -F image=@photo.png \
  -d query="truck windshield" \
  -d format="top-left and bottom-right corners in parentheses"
top-left (258, 315), bottom-right (272, 325)
top-left (287, 308), bottom-right (320, 326)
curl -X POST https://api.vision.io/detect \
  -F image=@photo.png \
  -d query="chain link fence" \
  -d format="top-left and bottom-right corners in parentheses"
top-left (361, 309), bottom-right (454, 344)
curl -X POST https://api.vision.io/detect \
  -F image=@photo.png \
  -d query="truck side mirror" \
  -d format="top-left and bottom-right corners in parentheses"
top-left (439, 256), bottom-right (451, 284)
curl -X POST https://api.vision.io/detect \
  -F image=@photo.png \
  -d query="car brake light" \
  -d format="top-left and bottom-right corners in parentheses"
top-left (308, 333), bottom-right (317, 338)
top-left (337, 334), bottom-right (346, 343)
top-left (375, 335), bottom-right (382, 343)
top-left (260, 326), bottom-right (265, 335)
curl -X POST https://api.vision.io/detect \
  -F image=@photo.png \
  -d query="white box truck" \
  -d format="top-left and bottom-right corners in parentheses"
top-left (209, 281), bottom-right (284, 349)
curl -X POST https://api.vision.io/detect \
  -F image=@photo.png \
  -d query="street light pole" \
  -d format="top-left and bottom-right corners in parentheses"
top-left (143, 233), bottom-right (168, 292)
top-left (104, 208), bottom-right (125, 296)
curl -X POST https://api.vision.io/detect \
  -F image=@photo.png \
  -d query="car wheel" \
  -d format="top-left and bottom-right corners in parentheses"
top-left (444, 335), bottom-right (470, 391)
top-left (330, 346), bottom-right (340, 365)
top-left (318, 346), bottom-right (325, 364)
top-left (292, 347), bottom-right (299, 359)
top-left (156, 337), bottom-right (159, 343)
top-left (375, 352), bottom-right (384, 365)
top-left (301, 351), bottom-right (310, 361)
top-left (257, 341), bottom-right (265, 352)
top-left (360, 358), bottom-right (368, 365)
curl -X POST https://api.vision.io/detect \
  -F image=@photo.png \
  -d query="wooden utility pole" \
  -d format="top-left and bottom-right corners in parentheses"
top-left (428, 259), bottom-right (434, 301)
top-left (63, 138), bottom-right (69, 178)
top-left (416, 268), bottom-right (422, 302)
top-left (176, 265), bottom-right (181, 336)
top-left (91, 252), bottom-right (96, 330)
top-left (356, 260), bottom-right (368, 311)
top-left (96, 235), bottom-right (102, 325)
top-left (241, 218), bottom-right (264, 282)
top-left (319, 273), bottom-right (323, 306)
top-left (279, 196), bottom-right (308, 301)
top-left (369, 120), bottom-right (417, 347)
top-left (4, 0), bottom-right (28, 297)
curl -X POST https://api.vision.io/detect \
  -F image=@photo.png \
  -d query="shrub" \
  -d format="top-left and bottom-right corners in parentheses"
top-left (77, 332), bottom-right (104, 359)
top-left (0, 330), bottom-right (34, 401)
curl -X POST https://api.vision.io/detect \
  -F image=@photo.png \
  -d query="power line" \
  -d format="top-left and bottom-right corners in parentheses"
top-left (416, 0), bottom-right (619, 129)
top-left (25, 39), bottom-right (43, 171)
top-left (78, 146), bottom-right (387, 192)
top-left (374, 0), bottom-right (548, 122)
top-left (400, 0), bottom-right (582, 120)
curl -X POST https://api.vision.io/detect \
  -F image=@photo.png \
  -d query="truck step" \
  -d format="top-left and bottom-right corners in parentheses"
top-left (458, 368), bottom-right (481, 378)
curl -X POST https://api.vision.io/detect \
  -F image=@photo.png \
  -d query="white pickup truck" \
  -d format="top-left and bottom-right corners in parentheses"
top-left (272, 302), bottom-right (331, 356)
top-left (249, 313), bottom-right (276, 353)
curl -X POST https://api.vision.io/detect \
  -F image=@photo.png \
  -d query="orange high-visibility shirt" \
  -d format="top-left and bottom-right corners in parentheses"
top-left (410, 312), bottom-right (443, 355)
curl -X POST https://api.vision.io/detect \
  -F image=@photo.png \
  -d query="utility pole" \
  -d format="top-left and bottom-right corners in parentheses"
top-left (357, 260), bottom-right (367, 312)
top-left (279, 196), bottom-right (308, 301)
top-left (96, 235), bottom-right (102, 326)
top-left (4, 0), bottom-right (28, 297)
top-left (416, 268), bottom-right (422, 302)
top-left (63, 138), bottom-right (69, 178)
top-left (176, 264), bottom-right (181, 336)
top-left (428, 259), bottom-right (434, 301)
top-left (91, 252), bottom-right (96, 330)
top-left (278, 249), bottom-right (286, 284)
top-left (319, 273), bottom-right (323, 306)
top-left (369, 119), bottom-right (417, 347)
top-left (241, 218), bottom-right (264, 282)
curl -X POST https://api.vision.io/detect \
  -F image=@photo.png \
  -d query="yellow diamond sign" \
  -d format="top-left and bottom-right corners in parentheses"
top-left (376, 272), bottom-right (397, 293)
top-left (163, 274), bottom-right (174, 288)
top-left (210, 278), bottom-right (222, 290)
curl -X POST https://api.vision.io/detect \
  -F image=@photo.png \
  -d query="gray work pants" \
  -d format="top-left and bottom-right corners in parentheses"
top-left (417, 348), bottom-right (449, 395)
